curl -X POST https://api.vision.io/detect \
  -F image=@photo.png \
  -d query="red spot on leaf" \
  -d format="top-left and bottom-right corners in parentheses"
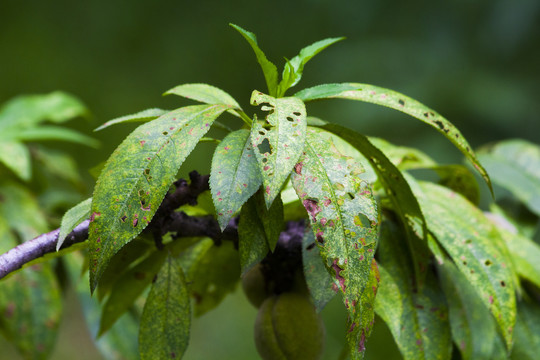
top-left (303, 199), bottom-right (321, 222)
top-left (331, 259), bottom-right (346, 292)
top-left (140, 140), bottom-right (146, 146)
top-left (294, 162), bottom-right (303, 174)
top-left (90, 212), bottom-right (101, 222)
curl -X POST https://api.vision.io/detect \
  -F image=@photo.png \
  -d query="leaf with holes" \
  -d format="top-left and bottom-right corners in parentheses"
top-left (313, 122), bottom-right (430, 288)
top-left (290, 127), bottom-right (379, 354)
top-left (95, 108), bottom-right (168, 131)
top-left (230, 24), bottom-right (278, 96)
top-left (139, 254), bottom-right (191, 360)
top-left (375, 221), bottom-right (451, 360)
top-left (89, 104), bottom-right (229, 291)
top-left (250, 90), bottom-right (306, 207)
top-left (57, 197), bottom-right (92, 250)
top-left (295, 83), bottom-right (492, 191)
top-left (210, 129), bottom-right (262, 230)
top-left (414, 181), bottom-right (516, 347)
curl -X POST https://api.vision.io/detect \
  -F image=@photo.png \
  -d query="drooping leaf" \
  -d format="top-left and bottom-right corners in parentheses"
top-left (57, 197), bottom-right (92, 250)
top-left (438, 260), bottom-right (507, 360)
top-left (164, 83), bottom-right (241, 114)
top-left (477, 139), bottom-right (540, 216)
top-left (512, 301), bottom-right (540, 360)
top-left (314, 122), bottom-right (430, 288)
top-left (347, 259), bottom-right (380, 359)
top-left (254, 189), bottom-right (284, 251)
top-left (65, 252), bottom-right (140, 360)
top-left (95, 108), bottom-right (168, 131)
top-left (375, 221), bottom-right (451, 360)
top-left (230, 24), bottom-right (278, 96)
top-left (277, 37), bottom-right (345, 96)
top-left (0, 223), bottom-right (62, 360)
top-left (139, 254), bottom-right (191, 360)
top-left (0, 141), bottom-right (31, 181)
top-left (98, 250), bottom-right (168, 336)
top-left (89, 104), bottom-right (229, 291)
top-left (33, 146), bottom-right (82, 184)
top-left (414, 181), bottom-right (516, 347)
top-left (210, 129), bottom-right (262, 230)
top-left (250, 91), bottom-right (306, 207)
top-left (301, 227), bottom-right (336, 312)
top-left (189, 241), bottom-right (240, 316)
top-left (295, 83), bottom-right (492, 191)
top-left (238, 196), bottom-right (269, 275)
top-left (290, 127), bottom-right (379, 356)
top-left (368, 137), bottom-right (437, 170)
top-left (14, 125), bottom-right (99, 148)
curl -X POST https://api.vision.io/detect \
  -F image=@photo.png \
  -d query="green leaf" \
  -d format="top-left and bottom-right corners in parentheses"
top-left (477, 139), bottom-right (540, 216)
top-left (89, 104), bottom-right (229, 291)
top-left (238, 197), bottom-right (269, 275)
top-left (99, 250), bottom-right (167, 336)
top-left (512, 301), bottom-right (540, 360)
top-left (189, 241), bottom-right (240, 316)
top-left (315, 122), bottom-right (430, 288)
top-left (375, 221), bottom-right (451, 360)
top-left (368, 137), bottom-right (437, 170)
top-left (33, 146), bottom-right (83, 184)
top-left (414, 181), bottom-right (516, 347)
top-left (14, 125), bottom-right (100, 148)
top-left (0, 141), bottom-right (31, 181)
top-left (301, 227), bottom-right (336, 312)
top-left (0, 182), bottom-right (49, 240)
top-left (57, 198), bottom-right (92, 250)
top-left (139, 254), bottom-right (191, 360)
top-left (290, 127), bottom-right (379, 355)
top-left (295, 83), bottom-right (492, 191)
top-left (438, 260), bottom-right (506, 360)
top-left (250, 91), bottom-right (307, 207)
top-left (0, 260), bottom-right (62, 360)
top-left (254, 190), bottom-right (284, 251)
top-left (210, 129), bottom-right (262, 230)
top-left (0, 91), bottom-right (87, 130)
top-left (230, 24), bottom-right (278, 96)
top-left (95, 108), bottom-right (168, 131)
top-left (165, 83), bottom-right (241, 112)
top-left (277, 37), bottom-right (345, 96)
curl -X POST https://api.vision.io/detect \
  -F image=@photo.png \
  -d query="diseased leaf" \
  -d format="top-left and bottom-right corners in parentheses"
top-left (0, 141), bottom-right (31, 181)
top-left (414, 181), bottom-right (516, 347)
top-left (315, 122), bottom-right (430, 288)
top-left (89, 104), bottom-right (229, 291)
top-left (438, 261), bottom-right (506, 360)
top-left (57, 197), bottom-right (92, 250)
top-left (238, 197), bottom-right (269, 275)
top-left (250, 91), bottom-right (306, 207)
top-left (165, 83), bottom-right (241, 114)
top-left (512, 301), bottom-right (540, 360)
top-left (290, 127), bottom-right (379, 356)
top-left (210, 129), bottom-right (262, 230)
top-left (14, 125), bottom-right (99, 148)
top-left (295, 83), bottom-right (492, 191)
top-left (98, 250), bottom-right (167, 336)
top-left (277, 37), bottom-right (344, 96)
top-left (139, 254), bottom-right (191, 360)
top-left (0, 224), bottom-right (62, 360)
top-left (189, 241), bottom-right (240, 316)
top-left (301, 226), bottom-right (336, 312)
top-left (230, 24), bottom-right (278, 96)
top-left (95, 108), bottom-right (168, 131)
top-left (375, 221), bottom-right (451, 360)
top-left (477, 139), bottom-right (540, 216)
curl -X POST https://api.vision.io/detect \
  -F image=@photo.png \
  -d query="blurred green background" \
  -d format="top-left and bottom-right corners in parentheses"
top-left (0, 0), bottom-right (539, 359)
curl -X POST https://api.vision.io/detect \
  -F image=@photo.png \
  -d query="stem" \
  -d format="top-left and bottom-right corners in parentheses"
top-left (234, 109), bottom-right (253, 127)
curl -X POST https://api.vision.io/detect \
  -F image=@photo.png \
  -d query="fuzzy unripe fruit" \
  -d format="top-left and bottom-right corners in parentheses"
top-left (254, 292), bottom-right (325, 360)
top-left (242, 264), bottom-right (270, 308)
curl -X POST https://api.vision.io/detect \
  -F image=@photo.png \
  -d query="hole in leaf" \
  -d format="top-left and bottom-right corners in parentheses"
top-left (163, 131), bottom-right (168, 135)
top-left (262, 123), bottom-right (272, 131)
top-left (257, 138), bottom-right (272, 154)
top-left (500, 281), bottom-right (506, 287)
top-left (347, 192), bottom-right (355, 200)
top-left (286, 116), bottom-right (294, 122)
top-left (485, 260), bottom-right (492, 266)
top-left (293, 112), bottom-right (301, 116)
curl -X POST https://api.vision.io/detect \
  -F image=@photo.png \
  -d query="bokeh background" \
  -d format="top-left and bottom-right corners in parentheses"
top-left (1, 0), bottom-right (539, 359)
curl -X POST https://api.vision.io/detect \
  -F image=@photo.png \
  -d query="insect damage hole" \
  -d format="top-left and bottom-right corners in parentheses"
top-left (257, 138), bottom-right (272, 155)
